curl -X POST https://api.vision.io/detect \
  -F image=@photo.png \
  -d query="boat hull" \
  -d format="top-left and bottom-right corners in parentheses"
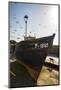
top-left (15, 34), bottom-right (55, 71)
top-left (15, 48), bottom-right (47, 70)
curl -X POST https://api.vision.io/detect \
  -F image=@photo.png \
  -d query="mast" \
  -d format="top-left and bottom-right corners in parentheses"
top-left (24, 15), bottom-right (28, 40)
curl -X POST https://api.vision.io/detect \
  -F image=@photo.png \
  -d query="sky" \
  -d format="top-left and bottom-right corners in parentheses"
top-left (9, 2), bottom-right (59, 45)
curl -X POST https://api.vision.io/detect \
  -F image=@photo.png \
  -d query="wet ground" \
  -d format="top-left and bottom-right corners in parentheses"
top-left (37, 66), bottom-right (59, 85)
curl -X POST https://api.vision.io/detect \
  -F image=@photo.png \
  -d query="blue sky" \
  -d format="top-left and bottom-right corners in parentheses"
top-left (9, 2), bottom-right (59, 45)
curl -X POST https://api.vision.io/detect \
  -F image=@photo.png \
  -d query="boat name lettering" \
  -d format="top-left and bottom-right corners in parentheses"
top-left (40, 43), bottom-right (48, 48)
top-left (35, 43), bottom-right (48, 48)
